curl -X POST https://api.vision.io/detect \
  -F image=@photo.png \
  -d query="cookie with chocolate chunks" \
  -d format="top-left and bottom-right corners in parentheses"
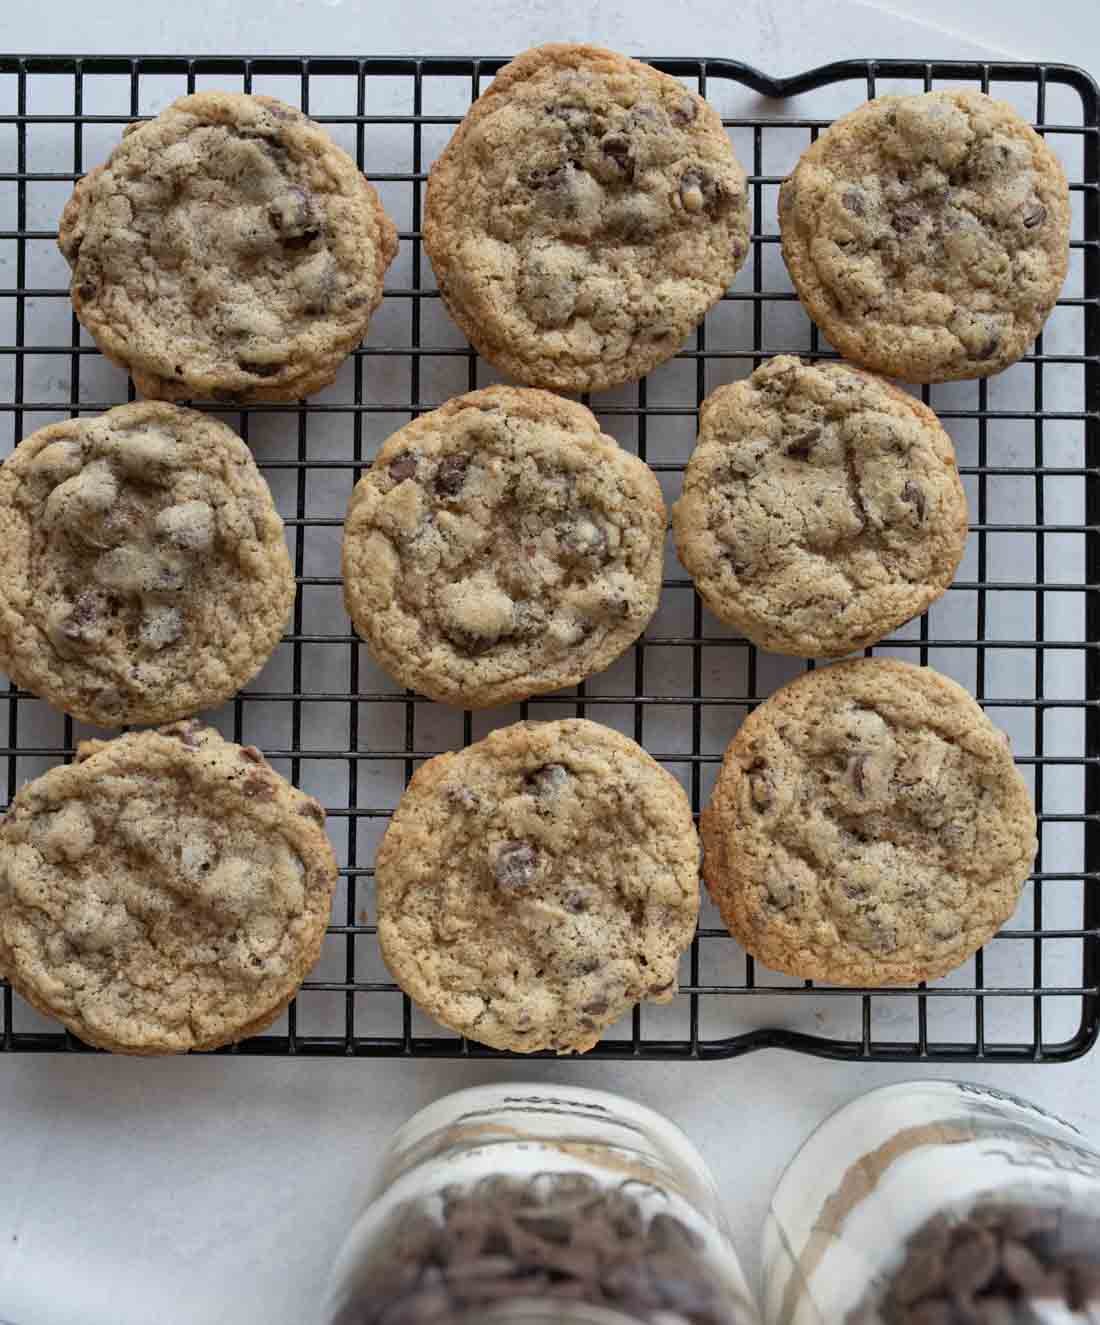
top-left (0, 724), bottom-right (336, 1054)
top-left (672, 356), bottom-right (968, 657)
top-left (342, 386), bottom-right (666, 708)
top-left (423, 43), bottom-right (750, 393)
top-left (376, 718), bottom-right (700, 1053)
top-left (0, 402), bottom-right (294, 726)
top-left (701, 659), bottom-right (1036, 986)
top-left (779, 90), bottom-right (1070, 383)
top-left (58, 92), bottom-right (397, 401)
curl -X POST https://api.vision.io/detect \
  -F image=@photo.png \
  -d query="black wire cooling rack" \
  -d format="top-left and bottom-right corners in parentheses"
top-left (0, 54), bottom-right (1097, 1062)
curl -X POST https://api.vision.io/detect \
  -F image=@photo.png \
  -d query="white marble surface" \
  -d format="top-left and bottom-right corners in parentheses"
top-left (0, 3), bottom-right (1097, 1323)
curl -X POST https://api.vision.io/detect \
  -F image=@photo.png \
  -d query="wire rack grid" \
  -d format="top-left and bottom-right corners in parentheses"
top-left (0, 54), bottom-right (1097, 1062)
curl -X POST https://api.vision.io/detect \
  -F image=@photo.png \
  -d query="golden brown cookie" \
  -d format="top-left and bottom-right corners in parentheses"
top-left (423, 43), bottom-right (749, 393)
top-left (779, 91), bottom-right (1070, 382)
top-left (342, 386), bottom-right (666, 708)
top-left (376, 718), bottom-right (700, 1053)
top-left (672, 356), bottom-right (968, 656)
top-left (58, 92), bottom-right (398, 401)
top-left (0, 723), bottom-right (337, 1054)
top-left (701, 659), bottom-right (1036, 986)
top-left (0, 402), bottom-right (295, 727)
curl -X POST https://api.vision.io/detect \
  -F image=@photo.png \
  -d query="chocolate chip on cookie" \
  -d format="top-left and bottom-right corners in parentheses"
top-left (493, 841), bottom-right (540, 890)
top-left (526, 763), bottom-right (570, 797)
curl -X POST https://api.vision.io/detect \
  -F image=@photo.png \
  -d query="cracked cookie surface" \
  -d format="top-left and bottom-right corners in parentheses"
top-left (58, 91), bottom-right (398, 401)
top-left (0, 723), bottom-right (337, 1054)
top-left (423, 43), bottom-right (750, 393)
top-left (700, 659), bottom-right (1036, 985)
top-left (342, 386), bottom-right (666, 708)
top-left (672, 356), bottom-right (968, 657)
top-left (376, 718), bottom-right (700, 1053)
top-left (779, 91), bottom-right (1070, 383)
top-left (0, 402), bottom-right (295, 727)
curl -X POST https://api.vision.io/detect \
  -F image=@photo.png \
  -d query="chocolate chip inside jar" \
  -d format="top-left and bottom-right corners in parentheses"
top-left (332, 1173), bottom-right (755, 1325)
top-left (849, 1202), bottom-right (1100, 1325)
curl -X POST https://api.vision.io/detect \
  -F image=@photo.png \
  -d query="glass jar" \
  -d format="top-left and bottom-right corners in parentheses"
top-left (762, 1080), bottom-right (1100, 1325)
top-left (322, 1082), bottom-right (760, 1325)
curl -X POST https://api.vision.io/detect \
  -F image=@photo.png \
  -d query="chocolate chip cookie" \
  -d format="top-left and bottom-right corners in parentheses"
top-left (423, 43), bottom-right (750, 393)
top-left (672, 356), bottom-right (968, 656)
top-left (0, 402), bottom-right (295, 727)
top-left (0, 723), bottom-right (337, 1053)
top-left (58, 92), bottom-right (398, 401)
top-left (701, 659), bottom-right (1036, 986)
top-left (780, 91), bottom-right (1070, 382)
top-left (342, 386), bottom-right (666, 708)
top-left (376, 718), bottom-right (700, 1053)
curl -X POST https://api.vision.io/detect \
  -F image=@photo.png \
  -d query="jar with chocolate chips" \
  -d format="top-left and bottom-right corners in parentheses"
top-left (322, 1084), bottom-right (761, 1325)
top-left (762, 1081), bottom-right (1100, 1325)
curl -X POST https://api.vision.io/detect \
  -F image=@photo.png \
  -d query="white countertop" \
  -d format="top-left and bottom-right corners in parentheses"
top-left (0, 2), bottom-right (1097, 1323)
